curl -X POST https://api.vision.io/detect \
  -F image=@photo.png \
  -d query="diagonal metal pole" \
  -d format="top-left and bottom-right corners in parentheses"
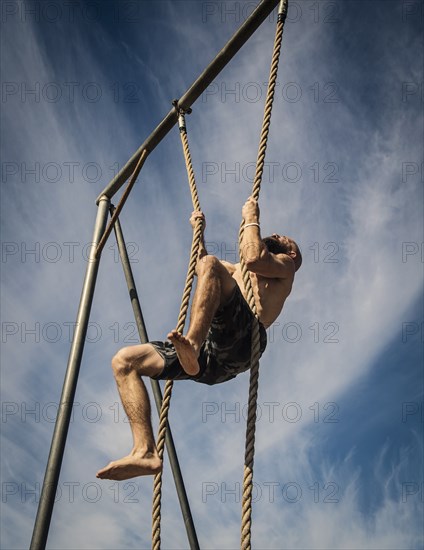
top-left (96, 0), bottom-right (279, 204)
top-left (30, 196), bottom-right (110, 550)
top-left (111, 208), bottom-right (200, 550)
top-left (30, 3), bottom-right (281, 547)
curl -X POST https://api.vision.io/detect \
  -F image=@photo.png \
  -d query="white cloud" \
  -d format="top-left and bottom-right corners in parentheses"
top-left (1, 1), bottom-right (422, 549)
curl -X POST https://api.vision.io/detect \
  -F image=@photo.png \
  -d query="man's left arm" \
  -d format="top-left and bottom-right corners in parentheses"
top-left (240, 197), bottom-right (295, 280)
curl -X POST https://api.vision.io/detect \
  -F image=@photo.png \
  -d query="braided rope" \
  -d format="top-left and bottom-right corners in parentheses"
top-left (152, 111), bottom-right (203, 550)
top-left (239, 2), bottom-right (288, 549)
top-left (151, 1), bottom-right (288, 545)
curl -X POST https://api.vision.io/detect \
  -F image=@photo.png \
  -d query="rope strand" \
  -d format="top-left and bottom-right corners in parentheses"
top-left (152, 110), bottom-right (203, 550)
top-left (152, 1), bottom-right (288, 546)
top-left (240, 2), bottom-right (288, 548)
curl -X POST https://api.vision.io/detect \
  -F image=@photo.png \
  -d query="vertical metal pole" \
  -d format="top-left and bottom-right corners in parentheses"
top-left (112, 211), bottom-right (200, 550)
top-left (30, 196), bottom-right (110, 550)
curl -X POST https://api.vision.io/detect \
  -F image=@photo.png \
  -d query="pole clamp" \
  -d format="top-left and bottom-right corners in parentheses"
top-left (172, 99), bottom-right (192, 133)
top-left (278, 0), bottom-right (288, 23)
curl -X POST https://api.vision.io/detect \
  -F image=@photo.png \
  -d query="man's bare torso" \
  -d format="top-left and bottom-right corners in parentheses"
top-left (221, 260), bottom-right (293, 328)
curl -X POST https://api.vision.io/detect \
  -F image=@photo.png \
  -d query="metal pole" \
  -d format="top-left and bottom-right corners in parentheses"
top-left (30, 196), bottom-right (110, 550)
top-left (97, 0), bottom-right (279, 203)
top-left (112, 210), bottom-right (200, 549)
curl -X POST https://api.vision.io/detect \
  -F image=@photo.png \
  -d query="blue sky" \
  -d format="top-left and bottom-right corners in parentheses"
top-left (1, 0), bottom-right (423, 548)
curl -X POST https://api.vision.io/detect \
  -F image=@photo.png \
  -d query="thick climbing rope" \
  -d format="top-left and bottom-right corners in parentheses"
top-left (239, 1), bottom-right (288, 549)
top-left (151, 0), bottom-right (288, 546)
top-left (152, 108), bottom-right (203, 549)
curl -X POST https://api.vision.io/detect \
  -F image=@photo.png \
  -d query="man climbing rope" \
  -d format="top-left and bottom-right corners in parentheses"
top-left (96, 196), bottom-right (302, 481)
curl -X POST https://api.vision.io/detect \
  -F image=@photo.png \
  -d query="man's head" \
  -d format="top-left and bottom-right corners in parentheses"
top-left (263, 234), bottom-right (302, 272)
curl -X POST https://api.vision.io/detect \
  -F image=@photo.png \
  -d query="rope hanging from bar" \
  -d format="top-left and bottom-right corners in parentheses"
top-left (239, 1), bottom-right (287, 548)
top-left (152, 106), bottom-right (203, 550)
top-left (152, 1), bottom-right (287, 547)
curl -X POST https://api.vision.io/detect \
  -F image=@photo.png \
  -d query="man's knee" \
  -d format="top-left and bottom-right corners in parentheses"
top-left (197, 254), bottom-right (236, 301)
top-left (197, 254), bottom-right (221, 276)
top-left (112, 344), bottom-right (163, 378)
top-left (112, 347), bottom-right (134, 377)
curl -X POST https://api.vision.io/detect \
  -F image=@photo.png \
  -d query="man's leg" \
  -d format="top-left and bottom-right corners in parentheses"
top-left (168, 255), bottom-right (236, 375)
top-left (96, 344), bottom-right (164, 481)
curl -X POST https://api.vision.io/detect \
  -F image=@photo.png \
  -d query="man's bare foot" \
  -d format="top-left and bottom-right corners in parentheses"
top-left (96, 452), bottom-right (162, 481)
top-left (168, 330), bottom-right (200, 376)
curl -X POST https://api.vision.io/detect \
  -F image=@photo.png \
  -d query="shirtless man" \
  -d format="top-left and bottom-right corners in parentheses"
top-left (96, 196), bottom-right (302, 481)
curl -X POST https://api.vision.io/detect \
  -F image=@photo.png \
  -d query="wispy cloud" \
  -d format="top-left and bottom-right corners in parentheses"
top-left (1, 1), bottom-right (422, 549)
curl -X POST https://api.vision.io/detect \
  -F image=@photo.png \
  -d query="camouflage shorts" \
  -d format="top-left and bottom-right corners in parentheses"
top-left (150, 285), bottom-right (267, 386)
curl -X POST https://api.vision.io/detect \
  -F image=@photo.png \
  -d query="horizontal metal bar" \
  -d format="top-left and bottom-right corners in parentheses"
top-left (97, 0), bottom-right (279, 203)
